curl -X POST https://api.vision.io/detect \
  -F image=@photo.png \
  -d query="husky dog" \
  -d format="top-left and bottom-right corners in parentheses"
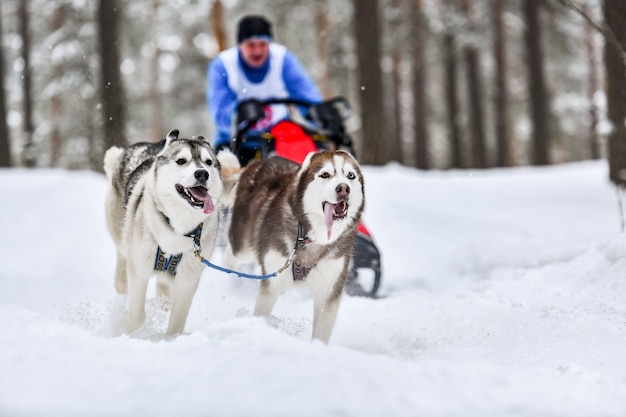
top-left (103, 130), bottom-right (223, 336)
top-left (218, 150), bottom-right (365, 343)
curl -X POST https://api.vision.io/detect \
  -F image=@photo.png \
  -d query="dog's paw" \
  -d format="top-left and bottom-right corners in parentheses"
top-left (125, 313), bottom-right (145, 334)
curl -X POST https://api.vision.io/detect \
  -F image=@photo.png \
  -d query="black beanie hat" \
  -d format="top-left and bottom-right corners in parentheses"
top-left (237, 15), bottom-right (273, 44)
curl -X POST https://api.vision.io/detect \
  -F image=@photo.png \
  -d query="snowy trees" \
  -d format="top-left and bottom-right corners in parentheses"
top-left (0, 0), bottom-right (613, 170)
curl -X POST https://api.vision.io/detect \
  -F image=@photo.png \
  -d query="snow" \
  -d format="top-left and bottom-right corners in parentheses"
top-left (1, 161), bottom-right (626, 417)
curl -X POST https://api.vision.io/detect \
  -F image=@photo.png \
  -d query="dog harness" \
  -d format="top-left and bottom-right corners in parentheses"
top-left (292, 223), bottom-right (313, 281)
top-left (154, 223), bottom-right (203, 276)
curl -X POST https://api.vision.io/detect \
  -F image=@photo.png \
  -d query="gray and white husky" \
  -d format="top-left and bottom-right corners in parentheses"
top-left (103, 129), bottom-right (223, 336)
top-left (218, 150), bottom-right (365, 343)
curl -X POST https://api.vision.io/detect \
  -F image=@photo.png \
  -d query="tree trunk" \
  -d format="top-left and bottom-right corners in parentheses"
top-left (411, 0), bottom-right (429, 169)
top-left (604, 0), bottom-right (626, 185)
top-left (211, 0), bottom-right (227, 53)
top-left (387, 0), bottom-right (404, 164)
top-left (19, 0), bottom-right (35, 167)
top-left (584, 2), bottom-right (600, 160)
top-left (352, 0), bottom-right (388, 165)
top-left (0, 1), bottom-right (11, 168)
top-left (524, 0), bottom-right (550, 165)
top-left (148, 0), bottom-right (163, 142)
top-left (444, 32), bottom-right (462, 168)
top-left (389, 50), bottom-right (404, 163)
top-left (50, 4), bottom-right (65, 165)
top-left (98, 0), bottom-right (127, 151)
top-left (492, 0), bottom-right (511, 167)
top-left (463, 0), bottom-right (487, 168)
top-left (315, 1), bottom-right (332, 99)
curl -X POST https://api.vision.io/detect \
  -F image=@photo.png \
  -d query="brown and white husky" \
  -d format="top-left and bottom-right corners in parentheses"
top-left (218, 149), bottom-right (365, 343)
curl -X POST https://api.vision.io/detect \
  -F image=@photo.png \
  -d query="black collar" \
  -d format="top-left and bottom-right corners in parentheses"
top-left (161, 213), bottom-right (203, 244)
top-left (295, 223), bottom-right (311, 251)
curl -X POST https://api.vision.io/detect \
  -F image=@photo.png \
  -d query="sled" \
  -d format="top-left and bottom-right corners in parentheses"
top-left (229, 96), bottom-right (382, 297)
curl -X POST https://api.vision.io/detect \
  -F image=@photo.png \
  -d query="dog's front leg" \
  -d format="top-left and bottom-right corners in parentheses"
top-left (113, 251), bottom-right (128, 294)
top-left (125, 266), bottom-right (151, 334)
top-left (310, 258), bottom-right (348, 343)
top-left (166, 272), bottom-right (201, 335)
top-left (253, 280), bottom-right (280, 316)
top-left (223, 244), bottom-right (239, 270)
top-left (312, 297), bottom-right (341, 344)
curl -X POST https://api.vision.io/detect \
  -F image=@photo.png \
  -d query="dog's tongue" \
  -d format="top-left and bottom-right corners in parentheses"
top-left (189, 187), bottom-right (214, 214)
top-left (202, 195), bottom-right (214, 214)
top-left (324, 202), bottom-right (336, 240)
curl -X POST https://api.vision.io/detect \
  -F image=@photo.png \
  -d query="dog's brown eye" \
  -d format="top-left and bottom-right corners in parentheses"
top-left (205, 159), bottom-right (213, 166)
top-left (320, 172), bottom-right (331, 179)
top-left (176, 158), bottom-right (186, 165)
top-left (347, 172), bottom-right (356, 180)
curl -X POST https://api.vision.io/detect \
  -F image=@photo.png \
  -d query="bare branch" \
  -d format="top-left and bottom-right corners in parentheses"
top-left (554, 0), bottom-right (626, 67)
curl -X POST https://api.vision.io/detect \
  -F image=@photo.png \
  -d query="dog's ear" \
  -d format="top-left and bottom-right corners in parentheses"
top-left (301, 150), bottom-right (318, 171)
top-left (197, 135), bottom-right (216, 151)
top-left (165, 129), bottom-right (179, 147)
top-left (196, 135), bottom-right (212, 146)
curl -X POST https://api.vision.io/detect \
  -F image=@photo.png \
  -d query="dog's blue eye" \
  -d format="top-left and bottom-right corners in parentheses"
top-left (320, 172), bottom-right (330, 179)
top-left (176, 158), bottom-right (186, 165)
top-left (347, 172), bottom-right (356, 180)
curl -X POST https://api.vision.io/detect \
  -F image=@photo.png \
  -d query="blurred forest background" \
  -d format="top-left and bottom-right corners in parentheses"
top-left (0, 0), bottom-right (624, 174)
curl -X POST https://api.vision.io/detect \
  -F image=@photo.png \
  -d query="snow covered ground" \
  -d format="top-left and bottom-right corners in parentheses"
top-left (1, 160), bottom-right (625, 417)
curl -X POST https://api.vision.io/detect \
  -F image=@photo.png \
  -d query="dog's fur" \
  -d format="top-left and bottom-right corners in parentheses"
top-left (218, 150), bottom-right (365, 343)
top-left (103, 130), bottom-right (223, 335)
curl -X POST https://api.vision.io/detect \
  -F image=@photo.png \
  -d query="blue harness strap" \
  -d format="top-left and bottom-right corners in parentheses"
top-left (196, 257), bottom-right (277, 280)
top-left (190, 222), bottom-right (313, 281)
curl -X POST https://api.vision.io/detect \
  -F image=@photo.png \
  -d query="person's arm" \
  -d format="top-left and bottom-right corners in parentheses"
top-left (207, 57), bottom-right (237, 147)
top-left (282, 51), bottom-right (322, 104)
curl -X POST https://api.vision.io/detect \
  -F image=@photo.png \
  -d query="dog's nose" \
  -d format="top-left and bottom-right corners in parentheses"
top-left (336, 183), bottom-right (350, 196)
top-left (194, 169), bottom-right (209, 182)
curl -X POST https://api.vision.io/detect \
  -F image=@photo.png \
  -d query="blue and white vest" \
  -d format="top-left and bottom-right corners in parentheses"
top-left (220, 43), bottom-right (289, 131)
